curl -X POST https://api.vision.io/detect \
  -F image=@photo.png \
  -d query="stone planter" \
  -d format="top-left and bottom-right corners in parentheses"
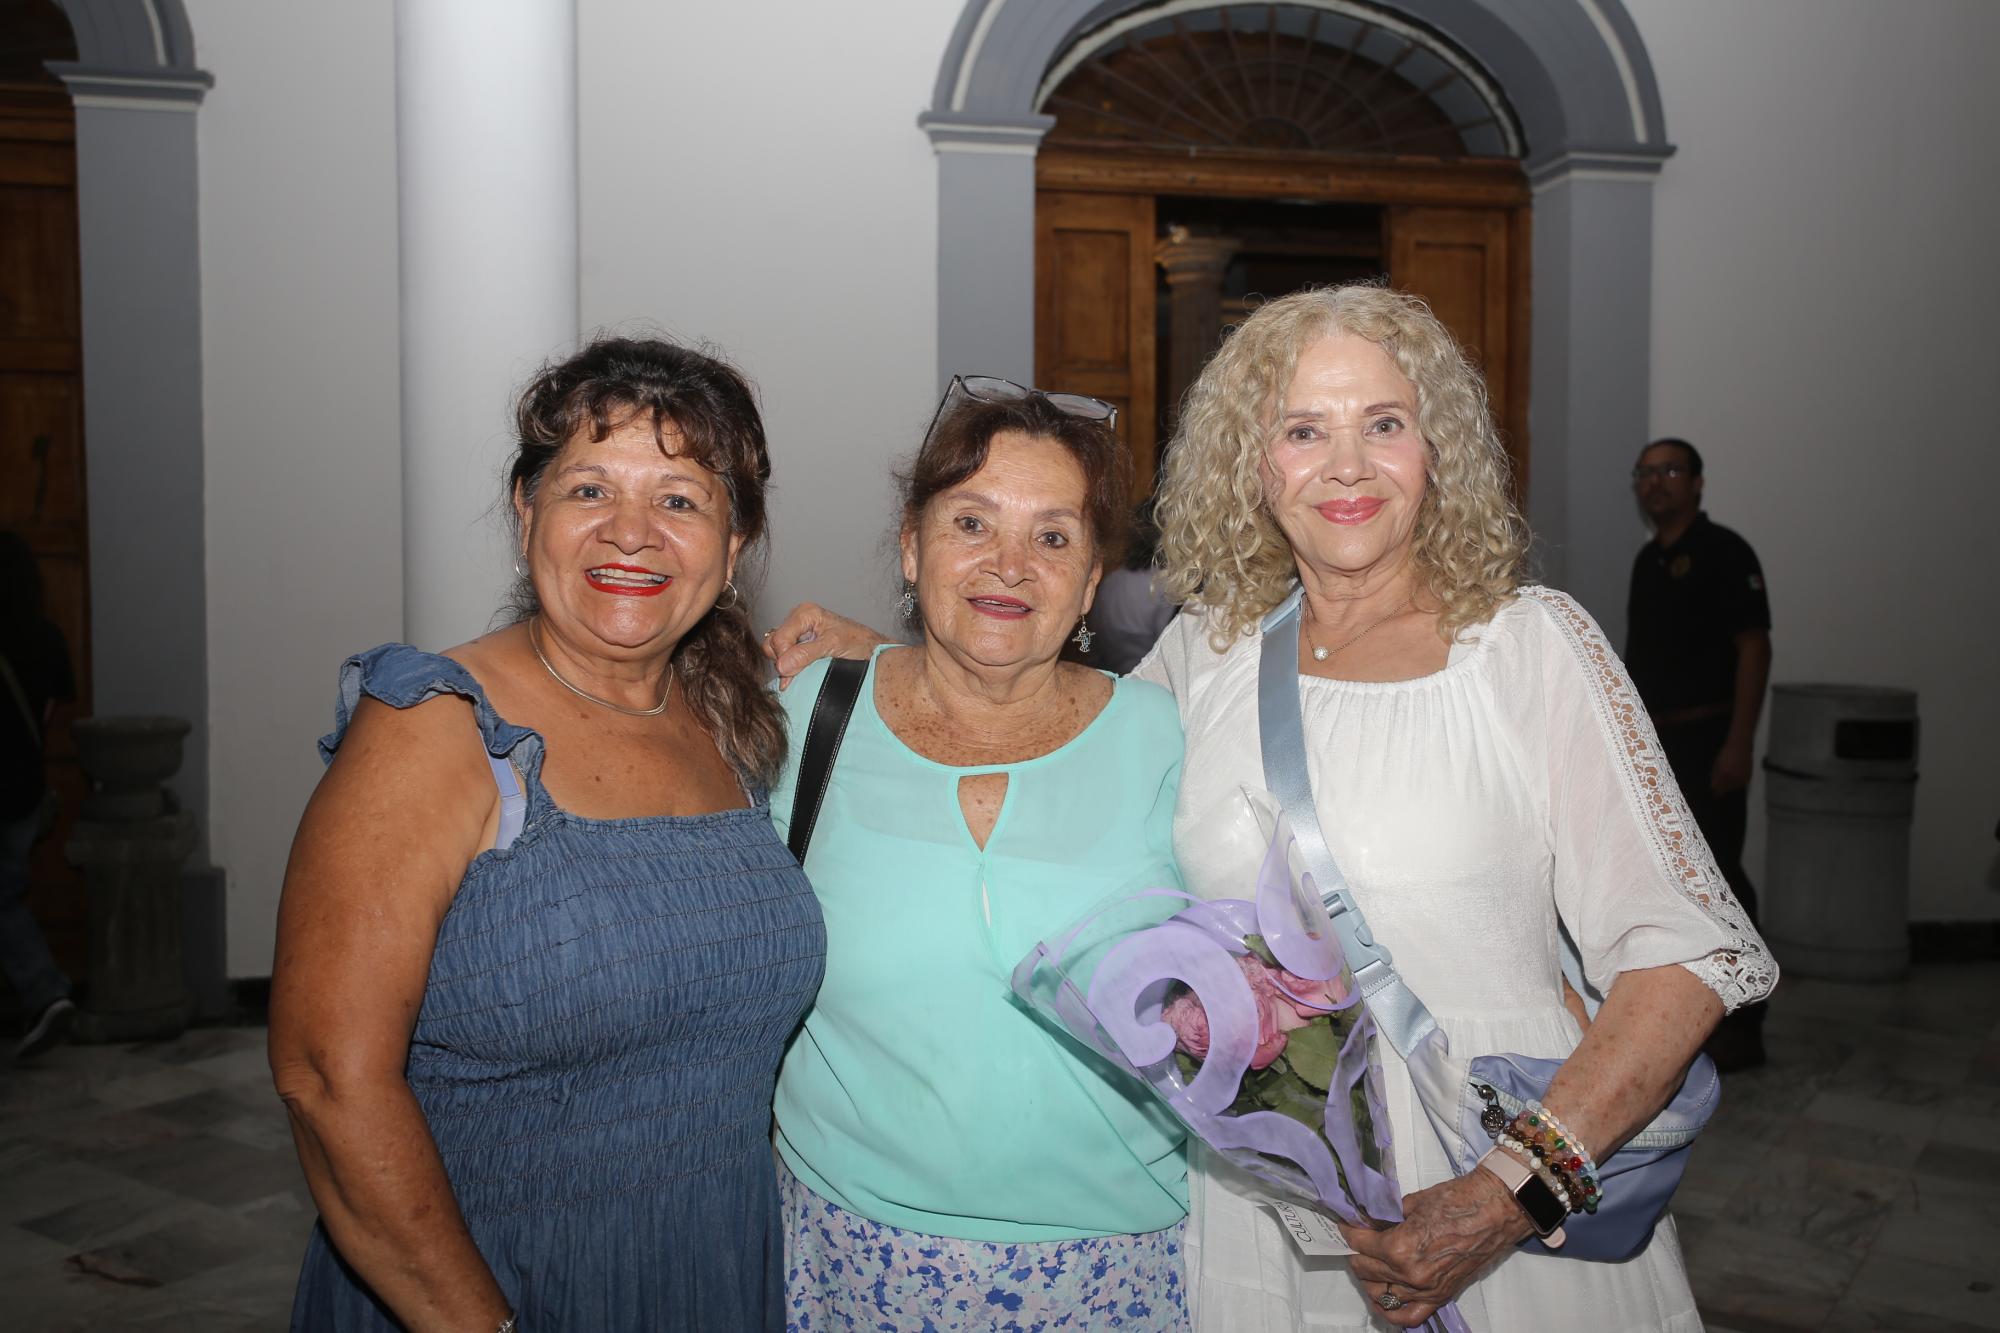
top-left (65, 715), bottom-right (197, 1041)
top-left (72, 716), bottom-right (191, 821)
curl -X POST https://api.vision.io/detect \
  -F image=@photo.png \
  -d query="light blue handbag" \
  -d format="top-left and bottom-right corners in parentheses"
top-left (1257, 588), bottom-right (1720, 1261)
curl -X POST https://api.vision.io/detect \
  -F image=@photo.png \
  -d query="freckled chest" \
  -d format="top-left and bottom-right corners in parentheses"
top-left (875, 669), bottom-right (1109, 849)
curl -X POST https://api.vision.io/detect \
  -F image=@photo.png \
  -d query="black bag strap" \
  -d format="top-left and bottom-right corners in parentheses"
top-left (786, 657), bottom-right (868, 865)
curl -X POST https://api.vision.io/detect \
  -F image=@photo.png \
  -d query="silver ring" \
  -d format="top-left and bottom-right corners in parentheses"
top-left (1376, 1290), bottom-right (1406, 1311)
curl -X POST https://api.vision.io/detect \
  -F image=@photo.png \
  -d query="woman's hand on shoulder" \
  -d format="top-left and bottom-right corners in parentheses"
top-left (762, 602), bottom-right (891, 689)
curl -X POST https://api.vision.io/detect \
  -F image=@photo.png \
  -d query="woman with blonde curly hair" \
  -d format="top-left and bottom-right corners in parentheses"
top-left (1135, 282), bottom-right (1770, 1330)
top-left (765, 283), bottom-right (1773, 1330)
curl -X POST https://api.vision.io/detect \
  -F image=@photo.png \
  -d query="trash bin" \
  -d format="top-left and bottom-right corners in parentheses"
top-left (1762, 684), bottom-right (1919, 982)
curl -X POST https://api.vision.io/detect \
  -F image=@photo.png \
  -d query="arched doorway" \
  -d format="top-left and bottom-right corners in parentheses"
top-left (920, 0), bottom-right (1673, 624)
top-left (1029, 2), bottom-right (1532, 497)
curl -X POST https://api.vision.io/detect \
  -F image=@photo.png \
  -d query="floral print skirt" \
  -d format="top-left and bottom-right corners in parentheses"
top-left (780, 1163), bottom-right (1188, 1332)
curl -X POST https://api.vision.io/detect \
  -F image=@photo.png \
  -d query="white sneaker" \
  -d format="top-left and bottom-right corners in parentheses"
top-left (13, 996), bottom-right (76, 1061)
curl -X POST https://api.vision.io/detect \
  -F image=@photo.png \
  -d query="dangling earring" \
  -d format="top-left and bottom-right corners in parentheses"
top-left (897, 582), bottom-right (918, 621)
top-left (715, 580), bottom-right (742, 611)
top-left (1073, 617), bottom-right (1094, 653)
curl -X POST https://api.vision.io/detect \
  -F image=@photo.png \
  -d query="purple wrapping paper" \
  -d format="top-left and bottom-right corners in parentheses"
top-left (1012, 807), bottom-right (1471, 1333)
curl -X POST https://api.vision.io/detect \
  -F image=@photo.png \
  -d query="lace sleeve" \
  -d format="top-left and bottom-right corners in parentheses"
top-left (1523, 588), bottom-right (1778, 1012)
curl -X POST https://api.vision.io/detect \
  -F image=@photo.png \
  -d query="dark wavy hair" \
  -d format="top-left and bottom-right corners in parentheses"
top-left (504, 337), bottom-right (784, 787)
top-left (898, 392), bottom-right (1132, 568)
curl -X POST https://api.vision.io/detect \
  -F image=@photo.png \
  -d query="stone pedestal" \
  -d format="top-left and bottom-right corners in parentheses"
top-left (65, 717), bottom-right (198, 1041)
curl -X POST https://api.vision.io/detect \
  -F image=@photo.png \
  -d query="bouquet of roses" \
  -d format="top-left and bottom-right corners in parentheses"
top-left (1011, 790), bottom-right (1468, 1332)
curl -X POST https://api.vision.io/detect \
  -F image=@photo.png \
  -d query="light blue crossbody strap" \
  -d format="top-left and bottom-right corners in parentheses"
top-left (487, 756), bottom-right (527, 852)
top-left (1258, 589), bottom-right (1439, 1059)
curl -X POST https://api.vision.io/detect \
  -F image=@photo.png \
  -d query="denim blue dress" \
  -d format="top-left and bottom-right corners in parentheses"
top-left (289, 645), bottom-right (825, 1331)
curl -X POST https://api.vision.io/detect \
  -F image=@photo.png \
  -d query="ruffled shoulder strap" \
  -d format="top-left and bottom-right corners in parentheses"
top-left (318, 645), bottom-right (547, 849)
top-left (318, 642), bottom-right (531, 760)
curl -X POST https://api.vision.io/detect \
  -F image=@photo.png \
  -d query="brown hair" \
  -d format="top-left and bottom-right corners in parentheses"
top-left (505, 336), bottom-right (785, 787)
top-left (898, 392), bottom-right (1132, 566)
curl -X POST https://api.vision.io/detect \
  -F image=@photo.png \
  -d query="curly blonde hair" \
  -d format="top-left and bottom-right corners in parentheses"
top-left (1155, 282), bottom-right (1527, 647)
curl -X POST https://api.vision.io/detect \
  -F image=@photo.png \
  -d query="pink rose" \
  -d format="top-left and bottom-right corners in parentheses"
top-left (1161, 955), bottom-right (1349, 1070)
top-left (1237, 954), bottom-right (1294, 1068)
top-left (1275, 966), bottom-right (1350, 1019)
top-left (1162, 990), bottom-right (1210, 1059)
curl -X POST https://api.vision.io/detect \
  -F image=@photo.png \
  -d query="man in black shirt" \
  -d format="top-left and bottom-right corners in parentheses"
top-left (1626, 438), bottom-right (1772, 1070)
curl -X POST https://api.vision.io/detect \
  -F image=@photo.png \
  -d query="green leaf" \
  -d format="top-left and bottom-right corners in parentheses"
top-left (1258, 1067), bottom-right (1330, 1132)
top-left (1242, 934), bottom-right (1279, 968)
top-left (1281, 1018), bottom-right (1343, 1092)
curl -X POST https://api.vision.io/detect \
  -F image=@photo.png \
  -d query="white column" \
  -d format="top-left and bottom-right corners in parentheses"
top-left (396, 0), bottom-right (578, 649)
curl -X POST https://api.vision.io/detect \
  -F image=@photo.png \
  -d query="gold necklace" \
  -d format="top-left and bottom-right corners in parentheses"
top-left (1303, 593), bottom-right (1414, 663)
top-left (529, 618), bottom-right (673, 717)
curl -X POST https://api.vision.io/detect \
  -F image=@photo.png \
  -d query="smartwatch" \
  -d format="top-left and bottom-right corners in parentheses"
top-left (1477, 1146), bottom-right (1568, 1247)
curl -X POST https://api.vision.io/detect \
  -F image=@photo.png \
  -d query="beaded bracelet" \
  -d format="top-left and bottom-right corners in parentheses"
top-left (1504, 1104), bottom-right (1604, 1214)
top-left (1512, 1104), bottom-right (1592, 1208)
top-left (1527, 1101), bottom-right (1604, 1213)
top-left (1495, 1132), bottom-right (1575, 1212)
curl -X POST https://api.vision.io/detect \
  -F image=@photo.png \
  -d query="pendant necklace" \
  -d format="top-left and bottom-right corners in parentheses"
top-left (1303, 592), bottom-right (1414, 663)
top-left (529, 617), bottom-right (674, 717)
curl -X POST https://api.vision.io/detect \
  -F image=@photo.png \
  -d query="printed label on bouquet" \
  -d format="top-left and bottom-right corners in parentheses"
top-left (1267, 1200), bottom-right (1353, 1257)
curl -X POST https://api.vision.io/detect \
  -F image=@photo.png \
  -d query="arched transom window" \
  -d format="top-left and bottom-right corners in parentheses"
top-left (1038, 1), bottom-right (1523, 159)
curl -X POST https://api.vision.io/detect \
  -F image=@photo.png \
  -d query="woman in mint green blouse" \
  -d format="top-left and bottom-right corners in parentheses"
top-left (769, 377), bottom-right (1189, 1330)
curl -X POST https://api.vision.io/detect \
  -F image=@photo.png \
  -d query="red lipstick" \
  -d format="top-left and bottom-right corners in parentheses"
top-left (585, 563), bottom-right (672, 597)
top-left (1315, 498), bottom-right (1387, 525)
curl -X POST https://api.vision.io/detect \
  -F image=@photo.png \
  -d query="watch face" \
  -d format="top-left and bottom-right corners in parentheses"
top-left (1518, 1175), bottom-right (1568, 1234)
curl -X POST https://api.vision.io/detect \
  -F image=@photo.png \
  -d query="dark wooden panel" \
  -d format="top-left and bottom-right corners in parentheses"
top-left (1388, 204), bottom-right (1527, 492)
top-left (0, 186), bottom-right (80, 343)
top-left (0, 371), bottom-right (85, 528)
top-left (1048, 230), bottom-right (1132, 369)
top-left (1036, 190), bottom-right (1159, 496)
top-left (1038, 145), bottom-right (1530, 208)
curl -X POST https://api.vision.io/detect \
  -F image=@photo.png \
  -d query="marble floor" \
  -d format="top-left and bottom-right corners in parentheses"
top-left (1, 962), bottom-right (1997, 1331)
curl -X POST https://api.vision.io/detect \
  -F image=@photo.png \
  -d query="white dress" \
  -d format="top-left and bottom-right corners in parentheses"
top-left (1131, 586), bottom-right (1775, 1333)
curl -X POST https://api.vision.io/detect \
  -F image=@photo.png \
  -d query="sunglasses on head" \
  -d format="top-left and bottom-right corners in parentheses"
top-left (925, 374), bottom-right (1119, 439)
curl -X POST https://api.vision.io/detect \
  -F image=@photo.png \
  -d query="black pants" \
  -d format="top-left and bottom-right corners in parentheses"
top-left (1656, 715), bottom-right (1764, 1032)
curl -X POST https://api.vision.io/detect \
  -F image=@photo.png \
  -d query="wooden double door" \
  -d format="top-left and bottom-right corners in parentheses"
top-left (1034, 146), bottom-right (1532, 501)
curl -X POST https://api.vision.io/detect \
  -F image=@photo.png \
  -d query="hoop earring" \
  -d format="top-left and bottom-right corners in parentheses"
top-left (513, 551), bottom-right (529, 581)
top-left (715, 580), bottom-right (742, 612)
top-left (1072, 617), bottom-right (1094, 653)
top-left (897, 582), bottom-right (918, 621)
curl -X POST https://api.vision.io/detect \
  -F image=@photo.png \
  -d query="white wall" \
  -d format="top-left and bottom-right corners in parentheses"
top-left (1629, 0), bottom-right (2000, 920)
top-left (576, 1), bottom-right (954, 629)
top-left (190, 0), bottom-right (405, 974)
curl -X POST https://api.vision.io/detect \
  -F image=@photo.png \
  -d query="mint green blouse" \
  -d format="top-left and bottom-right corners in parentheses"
top-left (771, 647), bottom-right (1189, 1242)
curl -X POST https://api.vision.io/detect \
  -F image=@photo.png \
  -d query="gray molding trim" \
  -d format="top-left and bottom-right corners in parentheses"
top-left (919, 110), bottom-right (1054, 153)
top-left (48, 65), bottom-right (212, 109)
top-left (54, 0), bottom-right (203, 73)
top-left (1529, 144), bottom-right (1675, 187)
top-left (1588, 0), bottom-right (1669, 150)
top-left (49, 1), bottom-right (211, 105)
